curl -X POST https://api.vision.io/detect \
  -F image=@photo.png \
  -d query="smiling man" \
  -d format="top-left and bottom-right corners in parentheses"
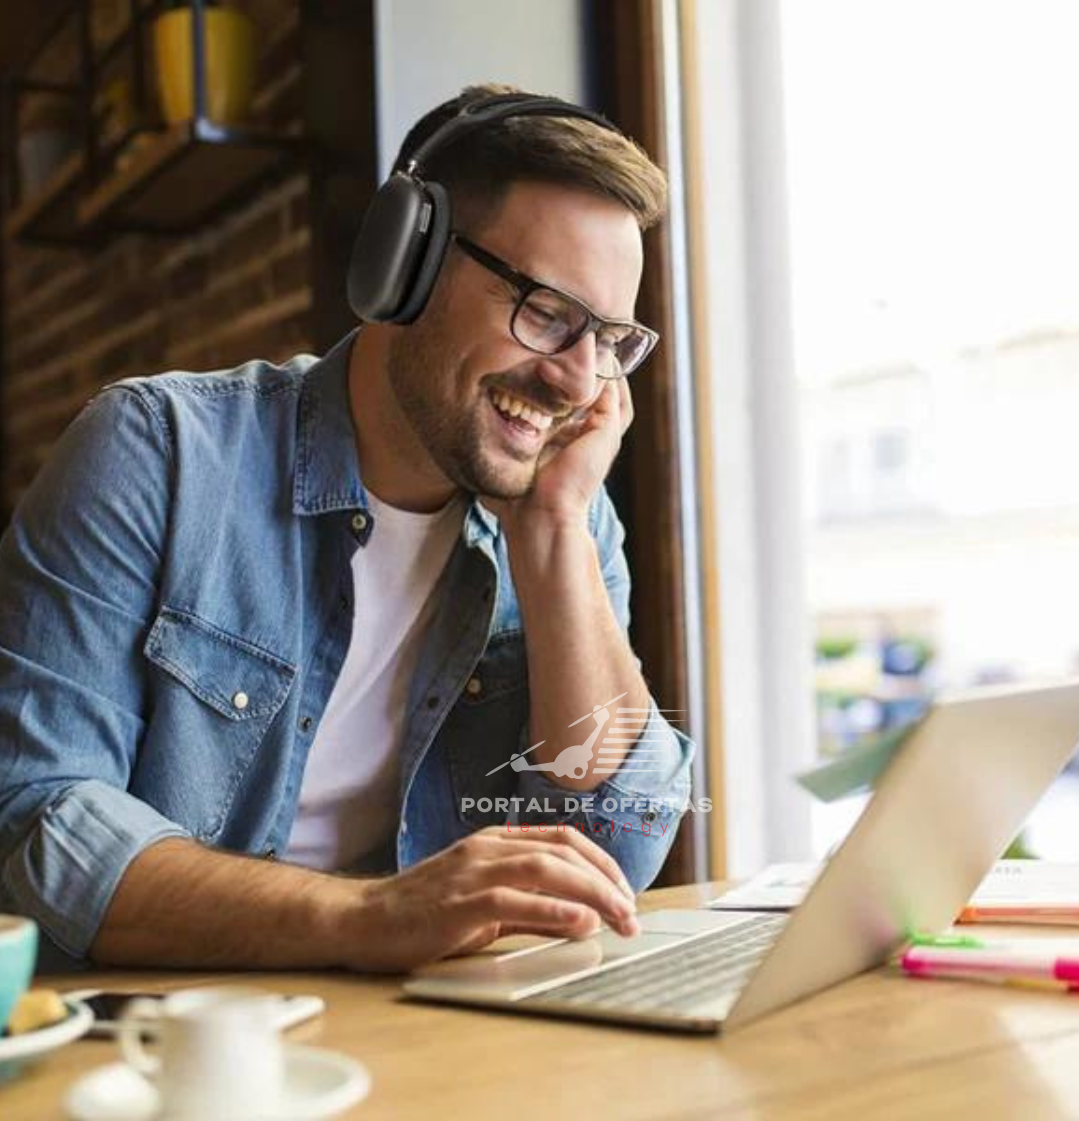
top-left (0, 85), bottom-right (695, 971)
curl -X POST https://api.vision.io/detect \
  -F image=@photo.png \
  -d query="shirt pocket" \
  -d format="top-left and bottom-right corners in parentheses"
top-left (441, 630), bottom-right (529, 829)
top-left (141, 605), bottom-right (296, 840)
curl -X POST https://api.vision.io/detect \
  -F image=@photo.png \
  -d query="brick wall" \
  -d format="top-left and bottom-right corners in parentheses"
top-left (0, 0), bottom-right (314, 523)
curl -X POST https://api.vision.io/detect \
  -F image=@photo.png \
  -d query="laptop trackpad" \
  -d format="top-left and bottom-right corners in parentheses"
top-left (636, 909), bottom-right (761, 935)
top-left (408, 930), bottom-right (686, 1001)
top-left (406, 911), bottom-right (756, 1002)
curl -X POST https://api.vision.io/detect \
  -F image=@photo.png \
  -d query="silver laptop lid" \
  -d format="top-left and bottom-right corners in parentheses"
top-left (725, 678), bottom-right (1079, 1029)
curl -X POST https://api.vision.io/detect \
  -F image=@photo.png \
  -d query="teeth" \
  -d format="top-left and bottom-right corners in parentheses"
top-left (490, 390), bottom-right (553, 431)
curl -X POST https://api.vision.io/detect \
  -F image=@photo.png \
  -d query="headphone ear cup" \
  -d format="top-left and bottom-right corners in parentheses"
top-left (391, 180), bottom-right (451, 325)
top-left (347, 173), bottom-right (434, 322)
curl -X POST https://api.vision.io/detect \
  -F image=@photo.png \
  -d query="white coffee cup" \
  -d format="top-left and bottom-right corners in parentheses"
top-left (118, 986), bottom-right (285, 1120)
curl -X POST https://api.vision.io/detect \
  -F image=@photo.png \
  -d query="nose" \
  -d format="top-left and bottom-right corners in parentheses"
top-left (535, 331), bottom-right (600, 409)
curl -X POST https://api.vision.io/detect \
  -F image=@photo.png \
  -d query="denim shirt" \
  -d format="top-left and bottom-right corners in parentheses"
top-left (0, 331), bottom-right (694, 959)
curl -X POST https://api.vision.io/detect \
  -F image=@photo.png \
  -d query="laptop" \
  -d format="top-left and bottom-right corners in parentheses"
top-left (403, 678), bottom-right (1079, 1032)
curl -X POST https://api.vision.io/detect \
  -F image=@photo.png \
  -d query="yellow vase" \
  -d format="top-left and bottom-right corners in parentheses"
top-left (154, 7), bottom-right (257, 126)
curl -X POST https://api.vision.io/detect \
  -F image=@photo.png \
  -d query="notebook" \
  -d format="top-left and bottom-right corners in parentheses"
top-left (710, 859), bottom-right (1079, 925)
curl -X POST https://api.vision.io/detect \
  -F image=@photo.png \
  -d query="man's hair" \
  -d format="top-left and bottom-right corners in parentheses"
top-left (392, 83), bottom-right (667, 232)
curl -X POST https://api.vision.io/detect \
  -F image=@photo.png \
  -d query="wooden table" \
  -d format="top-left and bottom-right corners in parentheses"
top-left (5, 881), bottom-right (1079, 1120)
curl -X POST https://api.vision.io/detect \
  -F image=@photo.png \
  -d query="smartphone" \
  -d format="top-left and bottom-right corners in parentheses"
top-left (67, 989), bottom-right (326, 1039)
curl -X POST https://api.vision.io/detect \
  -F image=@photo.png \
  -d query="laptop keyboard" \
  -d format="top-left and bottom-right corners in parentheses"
top-left (522, 913), bottom-right (788, 1016)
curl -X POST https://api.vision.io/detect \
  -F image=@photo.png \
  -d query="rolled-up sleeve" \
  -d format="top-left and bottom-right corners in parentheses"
top-left (513, 487), bottom-right (696, 891)
top-left (0, 387), bottom-right (188, 957)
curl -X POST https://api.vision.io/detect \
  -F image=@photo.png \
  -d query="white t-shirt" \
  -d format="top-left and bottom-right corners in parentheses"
top-left (284, 491), bottom-right (465, 871)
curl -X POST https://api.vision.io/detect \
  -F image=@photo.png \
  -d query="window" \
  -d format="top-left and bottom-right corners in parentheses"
top-left (782, 0), bottom-right (1079, 859)
top-left (686, 0), bottom-right (1079, 871)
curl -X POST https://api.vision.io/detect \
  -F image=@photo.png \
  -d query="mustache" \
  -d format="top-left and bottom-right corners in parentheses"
top-left (485, 376), bottom-right (575, 420)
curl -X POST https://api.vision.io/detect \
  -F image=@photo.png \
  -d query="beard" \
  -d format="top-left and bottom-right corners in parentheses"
top-left (386, 313), bottom-right (549, 500)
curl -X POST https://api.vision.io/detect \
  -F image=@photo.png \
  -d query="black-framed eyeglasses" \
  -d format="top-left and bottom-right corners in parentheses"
top-left (452, 233), bottom-right (659, 379)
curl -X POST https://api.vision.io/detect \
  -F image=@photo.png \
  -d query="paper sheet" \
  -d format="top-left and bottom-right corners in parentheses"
top-left (707, 860), bottom-right (1079, 924)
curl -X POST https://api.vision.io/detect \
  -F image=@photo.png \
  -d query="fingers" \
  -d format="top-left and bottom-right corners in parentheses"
top-left (449, 886), bottom-right (605, 941)
top-left (471, 830), bottom-right (603, 887)
top-left (493, 914), bottom-right (603, 941)
top-left (545, 414), bottom-right (591, 452)
top-left (585, 378), bottom-right (618, 425)
top-left (492, 826), bottom-right (636, 901)
top-left (589, 378), bottom-right (632, 441)
top-left (472, 851), bottom-right (637, 936)
top-left (355, 829), bottom-right (642, 970)
top-left (457, 828), bottom-right (639, 935)
top-left (617, 375), bottom-right (634, 434)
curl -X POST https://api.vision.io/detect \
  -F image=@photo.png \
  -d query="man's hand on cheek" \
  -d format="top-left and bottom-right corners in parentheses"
top-left (490, 378), bottom-right (634, 530)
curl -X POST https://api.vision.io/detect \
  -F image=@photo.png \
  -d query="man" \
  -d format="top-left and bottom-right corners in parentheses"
top-left (0, 85), bottom-right (694, 972)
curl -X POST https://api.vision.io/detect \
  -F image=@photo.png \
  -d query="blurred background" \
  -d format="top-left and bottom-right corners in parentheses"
top-left (785, 0), bottom-right (1079, 861)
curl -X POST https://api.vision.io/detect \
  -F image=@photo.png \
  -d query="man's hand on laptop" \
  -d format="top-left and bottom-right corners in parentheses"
top-left (346, 826), bottom-right (640, 972)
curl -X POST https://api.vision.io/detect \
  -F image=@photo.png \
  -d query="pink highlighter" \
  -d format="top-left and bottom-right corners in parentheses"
top-left (901, 933), bottom-right (1079, 991)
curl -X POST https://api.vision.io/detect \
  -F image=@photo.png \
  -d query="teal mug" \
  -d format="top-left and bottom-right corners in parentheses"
top-left (0, 916), bottom-right (38, 1036)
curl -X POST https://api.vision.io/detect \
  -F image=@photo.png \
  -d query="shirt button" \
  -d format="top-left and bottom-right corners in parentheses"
top-left (400, 820), bottom-right (408, 836)
top-left (232, 691), bottom-right (249, 711)
top-left (351, 512), bottom-right (368, 533)
top-left (425, 694), bottom-right (439, 710)
top-left (299, 716), bottom-right (313, 732)
top-left (466, 677), bottom-right (482, 697)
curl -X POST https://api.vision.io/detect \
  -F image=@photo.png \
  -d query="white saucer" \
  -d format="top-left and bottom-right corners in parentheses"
top-left (0, 998), bottom-right (93, 1068)
top-left (65, 1043), bottom-right (371, 1120)
top-left (269, 1046), bottom-right (372, 1119)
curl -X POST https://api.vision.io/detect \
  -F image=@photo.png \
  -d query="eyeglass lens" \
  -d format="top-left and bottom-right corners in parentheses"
top-left (513, 288), bottom-right (652, 378)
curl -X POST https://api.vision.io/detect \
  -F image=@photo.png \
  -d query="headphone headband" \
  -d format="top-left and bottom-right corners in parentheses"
top-left (405, 94), bottom-right (618, 175)
top-left (348, 92), bottom-right (621, 325)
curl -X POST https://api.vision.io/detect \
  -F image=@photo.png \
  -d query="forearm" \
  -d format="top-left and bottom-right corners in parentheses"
top-left (90, 838), bottom-right (360, 970)
top-left (507, 516), bottom-right (651, 789)
top-left (92, 829), bottom-right (644, 973)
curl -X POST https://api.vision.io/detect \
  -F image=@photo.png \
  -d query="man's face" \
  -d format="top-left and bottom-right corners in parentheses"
top-left (386, 180), bottom-right (644, 499)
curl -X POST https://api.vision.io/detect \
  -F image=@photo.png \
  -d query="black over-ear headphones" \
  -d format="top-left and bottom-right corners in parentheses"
top-left (346, 92), bottom-right (618, 326)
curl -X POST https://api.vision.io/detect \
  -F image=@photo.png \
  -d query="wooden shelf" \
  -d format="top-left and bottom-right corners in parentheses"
top-left (3, 2), bottom-right (308, 246)
top-left (76, 119), bottom-right (304, 235)
top-left (3, 145), bottom-right (86, 243)
top-left (0, 1), bottom-right (72, 74)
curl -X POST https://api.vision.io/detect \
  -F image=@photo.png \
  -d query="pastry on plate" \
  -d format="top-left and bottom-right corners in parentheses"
top-left (6, 988), bottom-right (67, 1035)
